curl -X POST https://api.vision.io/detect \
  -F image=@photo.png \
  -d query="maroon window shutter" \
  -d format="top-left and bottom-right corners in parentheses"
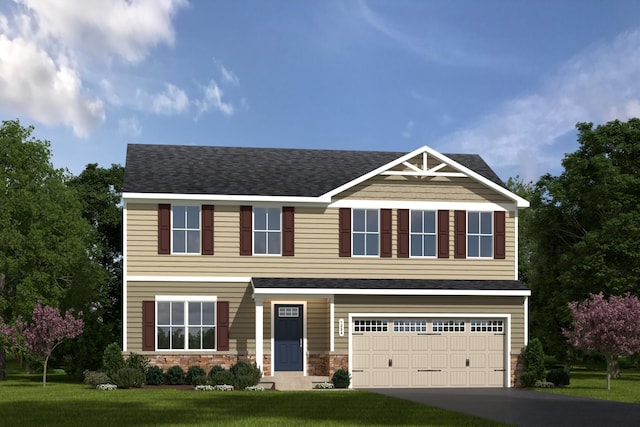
top-left (338, 208), bottom-right (351, 257)
top-left (282, 206), bottom-right (295, 256)
top-left (158, 204), bottom-right (171, 254)
top-left (380, 209), bottom-right (392, 257)
top-left (239, 206), bottom-right (252, 256)
top-left (494, 211), bottom-right (506, 259)
top-left (202, 205), bottom-right (214, 255)
top-left (438, 210), bottom-right (449, 259)
top-left (454, 210), bottom-right (466, 259)
top-left (142, 301), bottom-right (155, 351)
top-left (397, 209), bottom-right (409, 258)
top-left (217, 301), bottom-right (230, 351)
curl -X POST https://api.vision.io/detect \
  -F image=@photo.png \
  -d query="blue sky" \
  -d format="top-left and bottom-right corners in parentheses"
top-left (1, 1), bottom-right (640, 183)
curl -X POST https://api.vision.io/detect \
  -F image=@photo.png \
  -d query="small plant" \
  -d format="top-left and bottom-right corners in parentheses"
top-left (519, 371), bottom-right (537, 388)
top-left (209, 368), bottom-right (235, 386)
top-left (164, 365), bottom-right (185, 385)
top-left (213, 384), bottom-right (234, 391)
top-left (546, 368), bottom-right (570, 386)
top-left (102, 342), bottom-right (125, 377)
top-left (230, 361), bottom-right (262, 389)
top-left (314, 382), bottom-right (334, 389)
top-left (146, 366), bottom-right (164, 385)
top-left (523, 338), bottom-right (546, 381)
top-left (96, 383), bottom-right (117, 391)
top-left (195, 384), bottom-right (215, 391)
top-left (83, 370), bottom-right (111, 387)
top-left (186, 365), bottom-right (207, 385)
top-left (534, 380), bottom-right (555, 388)
top-left (111, 367), bottom-right (145, 389)
top-left (332, 368), bottom-right (351, 388)
top-left (244, 385), bottom-right (264, 391)
top-left (125, 352), bottom-right (150, 375)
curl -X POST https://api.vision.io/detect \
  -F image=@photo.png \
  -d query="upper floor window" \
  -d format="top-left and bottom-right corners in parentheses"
top-left (410, 210), bottom-right (436, 257)
top-left (468, 211), bottom-right (492, 258)
top-left (353, 209), bottom-right (379, 256)
top-left (173, 205), bottom-right (200, 254)
top-left (254, 207), bottom-right (281, 255)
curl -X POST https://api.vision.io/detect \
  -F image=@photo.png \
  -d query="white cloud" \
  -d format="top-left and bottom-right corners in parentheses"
top-left (151, 83), bottom-right (189, 115)
top-left (118, 116), bottom-right (142, 138)
top-left (439, 29), bottom-right (640, 181)
top-left (220, 64), bottom-right (239, 86)
top-left (401, 120), bottom-right (414, 139)
top-left (195, 80), bottom-right (235, 117)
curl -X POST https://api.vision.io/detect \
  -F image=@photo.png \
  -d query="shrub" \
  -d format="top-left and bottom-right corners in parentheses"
top-left (209, 368), bottom-right (235, 386)
top-left (146, 366), bottom-right (164, 386)
top-left (192, 375), bottom-right (209, 386)
top-left (111, 367), bottom-right (145, 389)
top-left (332, 368), bottom-right (351, 388)
top-left (523, 338), bottom-right (545, 381)
top-left (164, 365), bottom-right (185, 385)
top-left (186, 366), bottom-right (207, 385)
top-left (546, 368), bottom-right (570, 386)
top-left (230, 361), bottom-right (262, 389)
top-left (125, 352), bottom-right (150, 375)
top-left (519, 371), bottom-right (537, 388)
top-left (102, 343), bottom-right (125, 377)
top-left (83, 370), bottom-right (111, 387)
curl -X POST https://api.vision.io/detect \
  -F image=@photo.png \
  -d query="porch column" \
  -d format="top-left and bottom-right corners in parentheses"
top-left (255, 296), bottom-right (264, 372)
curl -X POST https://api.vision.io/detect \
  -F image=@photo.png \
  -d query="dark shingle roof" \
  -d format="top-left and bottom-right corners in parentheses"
top-left (123, 144), bottom-right (504, 196)
top-left (252, 278), bottom-right (527, 291)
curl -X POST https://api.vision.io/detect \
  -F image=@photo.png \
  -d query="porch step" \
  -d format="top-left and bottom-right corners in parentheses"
top-left (260, 373), bottom-right (330, 391)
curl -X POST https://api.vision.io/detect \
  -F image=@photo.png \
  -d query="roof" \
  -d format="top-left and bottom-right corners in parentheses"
top-left (123, 144), bottom-right (506, 196)
top-left (251, 277), bottom-right (528, 291)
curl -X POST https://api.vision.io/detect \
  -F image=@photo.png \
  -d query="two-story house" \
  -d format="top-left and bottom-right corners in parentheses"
top-left (122, 144), bottom-right (530, 388)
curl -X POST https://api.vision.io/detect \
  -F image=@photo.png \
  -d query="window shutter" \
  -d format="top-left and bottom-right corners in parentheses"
top-left (142, 301), bottom-right (155, 351)
top-left (202, 205), bottom-right (214, 255)
top-left (239, 206), bottom-right (252, 256)
top-left (454, 210), bottom-right (466, 259)
top-left (158, 204), bottom-right (171, 254)
top-left (380, 209), bottom-right (392, 257)
top-left (494, 211), bottom-right (506, 259)
top-left (397, 209), bottom-right (409, 258)
top-left (438, 210), bottom-right (449, 259)
top-left (282, 206), bottom-right (295, 256)
top-left (217, 301), bottom-right (230, 351)
top-left (338, 208), bottom-right (351, 257)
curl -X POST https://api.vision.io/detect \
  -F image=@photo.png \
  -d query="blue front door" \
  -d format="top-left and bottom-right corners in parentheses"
top-left (274, 304), bottom-right (303, 371)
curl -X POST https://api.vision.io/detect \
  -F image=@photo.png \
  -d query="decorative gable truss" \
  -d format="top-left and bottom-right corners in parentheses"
top-left (381, 151), bottom-right (466, 179)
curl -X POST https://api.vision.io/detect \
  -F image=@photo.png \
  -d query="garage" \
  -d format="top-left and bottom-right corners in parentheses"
top-left (351, 318), bottom-right (506, 388)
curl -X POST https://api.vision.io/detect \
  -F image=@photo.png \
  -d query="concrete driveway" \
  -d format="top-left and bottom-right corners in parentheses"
top-left (369, 388), bottom-right (640, 426)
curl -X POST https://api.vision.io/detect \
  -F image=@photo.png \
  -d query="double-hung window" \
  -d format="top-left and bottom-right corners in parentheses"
top-left (410, 210), bottom-right (436, 257)
top-left (468, 211), bottom-right (492, 258)
top-left (254, 207), bottom-right (281, 255)
top-left (157, 300), bottom-right (216, 350)
top-left (353, 209), bottom-right (379, 256)
top-left (173, 205), bottom-right (200, 254)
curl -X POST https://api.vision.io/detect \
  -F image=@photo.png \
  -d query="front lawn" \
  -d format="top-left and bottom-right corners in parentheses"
top-left (538, 368), bottom-right (640, 403)
top-left (0, 372), bottom-right (507, 426)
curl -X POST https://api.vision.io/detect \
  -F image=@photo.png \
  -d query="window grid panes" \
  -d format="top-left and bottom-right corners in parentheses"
top-left (254, 207), bottom-right (281, 255)
top-left (432, 320), bottom-right (466, 333)
top-left (410, 210), bottom-right (437, 257)
top-left (467, 211), bottom-right (493, 258)
top-left (278, 307), bottom-right (299, 318)
top-left (352, 209), bottom-right (379, 256)
top-left (157, 301), bottom-right (216, 350)
top-left (470, 320), bottom-right (504, 333)
top-left (172, 206), bottom-right (200, 254)
top-left (393, 320), bottom-right (428, 332)
top-left (354, 320), bottom-right (388, 332)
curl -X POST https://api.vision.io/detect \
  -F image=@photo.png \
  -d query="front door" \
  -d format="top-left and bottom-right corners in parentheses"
top-left (274, 304), bottom-right (303, 371)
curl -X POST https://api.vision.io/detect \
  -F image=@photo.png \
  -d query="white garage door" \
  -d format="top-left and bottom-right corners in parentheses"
top-left (351, 318), bottom-right (505, 388)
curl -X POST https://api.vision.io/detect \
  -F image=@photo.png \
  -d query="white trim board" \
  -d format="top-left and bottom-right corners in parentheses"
top-left (127, 276), bottom-right (251, 283)
top-left (252, 288), bottom-right (531, 297)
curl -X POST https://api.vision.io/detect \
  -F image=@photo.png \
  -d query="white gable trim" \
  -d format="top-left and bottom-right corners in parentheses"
top-left (252, 287), bottom-right (531, 297)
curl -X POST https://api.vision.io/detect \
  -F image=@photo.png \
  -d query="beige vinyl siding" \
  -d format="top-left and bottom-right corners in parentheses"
top-left (127, 204), bottom-right (516, 280)
top-left (333, 295), bottom-right (525, 354)
top-left (127, 281), bottom-right (254, 353)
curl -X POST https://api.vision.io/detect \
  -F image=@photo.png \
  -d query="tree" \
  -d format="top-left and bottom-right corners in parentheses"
top-left (563, 292), bottom-right (640, 390)
top-left (0, 119), bottom-right (93, 379)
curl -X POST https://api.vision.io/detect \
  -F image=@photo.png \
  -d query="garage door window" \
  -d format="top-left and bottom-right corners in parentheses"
top-left (470, 320), bottom-right (504, 332)
top-left (354, 319), bottom-right (387, 332)
top-left (432, 320), bottom-right (465, 332)
top-left (393, 320), bottom-right (427, 332)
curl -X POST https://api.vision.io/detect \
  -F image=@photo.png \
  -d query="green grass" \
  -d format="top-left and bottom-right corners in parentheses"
top-left (0, 372), bottom-right (507, 427)
top-left (538, 367), bottom-right (640, 403)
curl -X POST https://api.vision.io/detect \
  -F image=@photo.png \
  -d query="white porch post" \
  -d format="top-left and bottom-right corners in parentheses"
top-left (255, 296), bottom-right (264, 371)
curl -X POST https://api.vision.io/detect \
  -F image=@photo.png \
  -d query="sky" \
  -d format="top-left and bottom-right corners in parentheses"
top-left (2, 0), bottom-right (640, 183)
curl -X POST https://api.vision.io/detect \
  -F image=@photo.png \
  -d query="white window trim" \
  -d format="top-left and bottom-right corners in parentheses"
top-left (155, 295), bottom-right (217, 352)
top-left (467, 211), bottom-right (493, 259)
top-left (171, 204), bottom-right (201, 255)
top-left (352, 208), bottom-right (380, 257)
top-left (253, 206), bottom-right (282, 256)
top-left (409, 209), bottom-right (437, 258)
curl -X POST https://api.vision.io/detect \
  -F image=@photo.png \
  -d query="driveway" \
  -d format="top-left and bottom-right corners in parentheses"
top-left (369, 388), bottom-right (640, 426)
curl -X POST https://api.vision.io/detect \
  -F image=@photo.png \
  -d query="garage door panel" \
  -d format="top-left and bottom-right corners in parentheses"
top-left (431, 371), bottom-right (448, 386)
top-left (412, 371), bottom-right (431, 387)
top-left (449, 371), bottom-right (467, 386)
top-left (487, 353), bottom-right (504, 368)
top-left (371, 371), bottom-right (390, 387)
top-left (410, 335), bottom-right (430, 351)
top-left (470, 353), bottom-right (486, 368)
top-left (449, 336), bottom-right (467, 351)
top-left (431, 353), bottom-right (449, 368)
top-left (469, 371), bottom-right (486, 386)
top-left (392, 354), bottom-right (409, 369)
top-left (372, 336), bottom-right (390, 351)
top-left (391, 371), bottom-right (410, 386)
top-left (487, 371), bottom-right (504, 386)
top-left (353, 336), bottom-right (370, 351)
top-left (469, 336), bottom-right (487, 351)
top-left (411, 354), bottom-right (429, 369)
top-left (450, 353), bottom-right (466, 368)
top-left (431, 336), bottom-right (448, 351)
top-left (392, 335), bottom-right (410, 351)
top-left (352, 353), bottom-right (370, 368)
top-left (487, 335), bottom-right (504, 351)
top-left (372, 354), bottom-right (389, 369)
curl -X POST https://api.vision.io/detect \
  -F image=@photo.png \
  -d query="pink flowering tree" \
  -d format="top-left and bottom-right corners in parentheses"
top-left (22, 302), bottom-right (84, 387)
top-left (563, 292), bottom-right (640, 390)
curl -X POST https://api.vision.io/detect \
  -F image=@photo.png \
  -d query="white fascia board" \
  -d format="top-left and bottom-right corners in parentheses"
top-left (329, 199), bottom-right (515, 212)
top-left (122, 205), bottom-right (128, 352)
top-left (127, 276), bottom-right (251, 283)
top-left (252, 288), bottom-right (531, 297)
top-left (122, 192), bottom-right (329, 205)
